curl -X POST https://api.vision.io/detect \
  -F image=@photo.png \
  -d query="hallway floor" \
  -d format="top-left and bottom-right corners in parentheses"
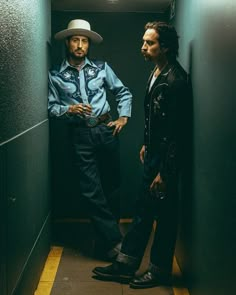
top-left (35, 221), bottom-right (189, 295)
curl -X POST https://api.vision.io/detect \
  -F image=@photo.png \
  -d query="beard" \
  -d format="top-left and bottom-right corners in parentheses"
top-left (66, 46), bottom-right (88, 60)
top-left (71, 50), bottom-right (86, 59)
top-left (142, 52), bottom-right (152, 61)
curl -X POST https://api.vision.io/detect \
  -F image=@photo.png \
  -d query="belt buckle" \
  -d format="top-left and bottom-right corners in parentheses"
top-left (85, 116), bottom-right (99, 127)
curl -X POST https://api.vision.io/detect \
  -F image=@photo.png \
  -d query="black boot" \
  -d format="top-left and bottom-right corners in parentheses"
top-left (129, 270), bottom-right (171, 289)
top-left (92, 261), bottom-right (135, 283)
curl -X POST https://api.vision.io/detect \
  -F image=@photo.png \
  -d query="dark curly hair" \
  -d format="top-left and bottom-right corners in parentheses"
top-left (145, 21), bottom-right (179, 60)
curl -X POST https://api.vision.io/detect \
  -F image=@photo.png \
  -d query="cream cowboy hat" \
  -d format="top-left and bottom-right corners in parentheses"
top-left (54, 19), bottom-right (103, 43)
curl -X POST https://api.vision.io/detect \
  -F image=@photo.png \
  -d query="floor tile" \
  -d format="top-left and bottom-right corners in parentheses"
top-left (36, 222), bottom-right (189, 295)
top-left (51, 281), bottom-right (122, 295)
top-left (122, 284), bottom-right (174, 295)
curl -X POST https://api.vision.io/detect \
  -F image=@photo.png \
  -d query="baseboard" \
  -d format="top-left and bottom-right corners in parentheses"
top-left (12, 214), bottom-right (51, 295)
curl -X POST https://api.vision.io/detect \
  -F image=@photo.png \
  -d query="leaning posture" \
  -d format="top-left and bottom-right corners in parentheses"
top-left (48, 19), bottom-right (132, 260)
top-left (93, 21), bottom-right (189, 289)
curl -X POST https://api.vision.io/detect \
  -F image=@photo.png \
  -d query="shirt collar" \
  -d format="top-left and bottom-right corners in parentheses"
top-left (160, 61), bottom-right (177, 77)
top-left (59, 57), bottom-right (98, 73)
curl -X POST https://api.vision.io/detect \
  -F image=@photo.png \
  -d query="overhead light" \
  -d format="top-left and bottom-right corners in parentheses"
top-left (107, 0), bottom-right (119, 4)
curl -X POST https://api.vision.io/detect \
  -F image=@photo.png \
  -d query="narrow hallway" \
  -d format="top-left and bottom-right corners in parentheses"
top-left (35, 221), bottom-right (189, 295)
top-left (1, 1), bottom-right (236, 295)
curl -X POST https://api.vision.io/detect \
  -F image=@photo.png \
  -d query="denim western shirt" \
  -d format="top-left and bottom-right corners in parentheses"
top-left (48, 57), bottom-right (132, 119)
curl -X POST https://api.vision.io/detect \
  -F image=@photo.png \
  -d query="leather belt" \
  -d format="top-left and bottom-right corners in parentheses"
top-left (74, 112), bottom-right (111, 128)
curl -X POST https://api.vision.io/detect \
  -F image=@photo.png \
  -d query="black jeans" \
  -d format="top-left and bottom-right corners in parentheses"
top-left (117, 149), bottom-right (179, 273)
top-left (72, 123), bottom-right (122, 251)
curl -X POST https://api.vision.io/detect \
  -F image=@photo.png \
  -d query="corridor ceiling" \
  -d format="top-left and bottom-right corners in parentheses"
top-left (51, 0), bottom-right (171, 12)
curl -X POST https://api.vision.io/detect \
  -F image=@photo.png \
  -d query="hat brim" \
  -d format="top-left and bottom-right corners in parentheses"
top-left (54, 28), bottom-right (103, 43)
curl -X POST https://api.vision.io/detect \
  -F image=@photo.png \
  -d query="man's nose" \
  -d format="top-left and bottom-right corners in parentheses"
top-left (78, 40), bottom-right (83, 48)
top-left (141, 42), bottom-right (147, 51)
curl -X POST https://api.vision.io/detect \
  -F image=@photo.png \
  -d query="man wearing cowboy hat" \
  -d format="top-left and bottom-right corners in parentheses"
top-left (48, 19), bottom-right (132, 259)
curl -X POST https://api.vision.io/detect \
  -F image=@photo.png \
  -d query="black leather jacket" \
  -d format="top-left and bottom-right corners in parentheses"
top-left (144, 60), bottom-right (189, 181)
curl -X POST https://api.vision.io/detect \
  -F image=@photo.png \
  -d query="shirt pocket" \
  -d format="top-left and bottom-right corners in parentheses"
top-left (87, 77), bottom-right (104, 96)
top-left (88, 77), bottom-right (104, 90)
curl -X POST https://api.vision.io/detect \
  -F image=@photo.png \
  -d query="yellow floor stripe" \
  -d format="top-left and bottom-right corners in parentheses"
top-left (34, 246), bottom-right (63, 295)
top-left (173, 256), bottom-right (190, 295)
top-left (34, 229), bottom-right (189, 295)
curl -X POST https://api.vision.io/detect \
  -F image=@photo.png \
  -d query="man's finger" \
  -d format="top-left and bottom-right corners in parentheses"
top-left (107, 121), bottom-right (114, 127)
top-left (112, 126), bottom-right (119, 136)
top-left (150, 180), bottom-right (155, 190)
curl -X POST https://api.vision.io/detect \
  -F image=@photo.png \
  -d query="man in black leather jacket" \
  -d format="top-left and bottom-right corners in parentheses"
top-left (92, 21), bottom-right (189, 289)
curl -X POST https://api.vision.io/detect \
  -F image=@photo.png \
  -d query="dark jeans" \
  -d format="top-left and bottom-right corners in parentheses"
top-left (118, 149), bottom-right (179, 273)
top-left (72, 123), bottom-right (122, 251)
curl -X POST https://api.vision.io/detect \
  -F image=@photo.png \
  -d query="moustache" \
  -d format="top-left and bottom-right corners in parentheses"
top-left (141, 51), bottom-right (149, 57)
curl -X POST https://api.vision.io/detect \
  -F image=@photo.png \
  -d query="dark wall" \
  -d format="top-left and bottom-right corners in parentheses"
top-left (172, 1), bottom-right (236, 295)
top-left (0, 1), bottom-right (51, 294)
top-left (50, 11), bottom-right (168, 218)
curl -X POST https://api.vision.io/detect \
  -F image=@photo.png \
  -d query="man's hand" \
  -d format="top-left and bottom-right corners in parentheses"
top-left (107, 116), bottom-right (128, 136)
top-left (68, 103), bottom-right (92, 116)
top-left (140, 145), bottom-right (145, 164)
top-left (150, 172), bottom-right (166, 194)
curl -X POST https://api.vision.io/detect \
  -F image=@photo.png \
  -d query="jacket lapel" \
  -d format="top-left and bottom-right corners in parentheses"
top-left (149, 64), bottom-right (172, 93)
top-left (145, 67), bottom-right (156, 95)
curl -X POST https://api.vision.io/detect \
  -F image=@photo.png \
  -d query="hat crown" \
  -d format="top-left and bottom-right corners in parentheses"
top-left (54, 19), bottom-right (103, 43)
top-left (67, 19), bottom-right (91, 31)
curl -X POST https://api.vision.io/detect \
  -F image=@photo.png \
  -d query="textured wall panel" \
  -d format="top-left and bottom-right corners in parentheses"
top-left (173, 1), bottom-right (236, 295)
top-left (6, 121), bottom-right (50, 295)
top-left (0, 0), bottom-right (51, 294)
top-left (0, 0), bottom-right (50, 143)
top-left (0, 147), bottom-right (7, 295)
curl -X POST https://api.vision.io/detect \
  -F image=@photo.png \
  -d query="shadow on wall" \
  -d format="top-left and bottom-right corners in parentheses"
top-left (176, 39), bottom-right (195, 287)
top-left (49, 119), bottom-right (83, 218)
